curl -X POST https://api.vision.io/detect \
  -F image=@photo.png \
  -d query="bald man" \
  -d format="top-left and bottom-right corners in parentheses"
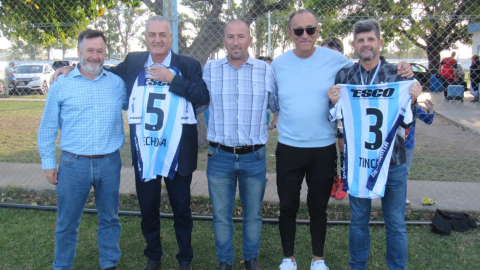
top-left (202, 19), bottom-right (279, 270)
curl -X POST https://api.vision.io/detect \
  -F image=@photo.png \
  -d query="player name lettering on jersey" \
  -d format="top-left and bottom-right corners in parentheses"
top-left (351, 87), bottom-right (395, 98)
top-left (358, 157), bottom-right (378, 168)
top-left (144, 136), bottom-right (167, 147)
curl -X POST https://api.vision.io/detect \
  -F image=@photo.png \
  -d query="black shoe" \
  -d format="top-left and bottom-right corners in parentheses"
top-left (217, 262), bottom-right (233, 270)
top-left (143, 261), bottom-right (162, 270)
top-left (104, 267), bottom-right (116, 270)
top-left (179, 265), bottom-right (192, 270)
top-left (245, 258), bottom-right (261, 270)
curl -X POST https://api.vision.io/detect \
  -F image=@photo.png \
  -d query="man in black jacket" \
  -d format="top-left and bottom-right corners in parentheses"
top-left (112, 16), bottom-right (209, 270)
top-left (328, 19), bottom-right (420, 270)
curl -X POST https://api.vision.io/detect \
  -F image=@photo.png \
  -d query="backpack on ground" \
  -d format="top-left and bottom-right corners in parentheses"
top-left (431, 209), bottom-right (477, 235)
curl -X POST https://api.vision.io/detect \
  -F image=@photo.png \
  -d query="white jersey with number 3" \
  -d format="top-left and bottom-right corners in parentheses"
top-left (329, 81), bottom-right (414, 198)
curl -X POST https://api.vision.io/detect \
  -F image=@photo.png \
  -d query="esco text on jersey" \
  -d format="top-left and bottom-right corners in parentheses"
top-left (146, 79), bottom-right (170, 86)
top-left (351, 88), bottom-right (395, 98)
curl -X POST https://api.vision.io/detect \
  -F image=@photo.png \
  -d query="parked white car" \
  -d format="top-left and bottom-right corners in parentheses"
top-left (14, 64), bottom-right (55, 95)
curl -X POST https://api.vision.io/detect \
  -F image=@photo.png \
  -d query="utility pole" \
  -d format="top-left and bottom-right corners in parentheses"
top-left (163, 0), bottom-right (178, 53)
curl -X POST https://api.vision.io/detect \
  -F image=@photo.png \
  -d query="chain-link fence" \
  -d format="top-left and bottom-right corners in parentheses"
top-left (1, 0), bottom-right (479, 214)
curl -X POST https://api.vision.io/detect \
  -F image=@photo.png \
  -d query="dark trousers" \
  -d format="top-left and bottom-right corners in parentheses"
top-left (134, 162), bottom-right (194, 265)
top-left (276, 142), bottom-right (337, 257)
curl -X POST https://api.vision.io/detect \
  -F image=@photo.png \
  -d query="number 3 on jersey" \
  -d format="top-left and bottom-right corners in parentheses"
top-left (365, 108), bottom-right (383, 150)
top-left (145, 92), bottom-right (166, 131)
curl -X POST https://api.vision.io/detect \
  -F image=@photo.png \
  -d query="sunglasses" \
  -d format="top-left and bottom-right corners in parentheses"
top-left (291, 26), bottom-right (316, 36)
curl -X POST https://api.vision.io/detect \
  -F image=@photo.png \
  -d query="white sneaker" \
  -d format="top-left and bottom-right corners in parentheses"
top-left (279, 258), bottom-right (297, 270)
top-left (310, 259), bottom-right (329, 270)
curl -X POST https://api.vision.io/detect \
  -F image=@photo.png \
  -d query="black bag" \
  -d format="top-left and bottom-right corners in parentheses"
top-left (432, 209), bottom-right (477, 235)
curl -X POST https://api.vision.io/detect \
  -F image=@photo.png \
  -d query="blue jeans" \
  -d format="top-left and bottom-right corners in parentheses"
top-left (348, 164), bottom-right (408, 270)
top-left (204, 109), bottom-right (209, 127)
top-left (405, 148), bottom-right (414, 175)
top-left (266, 109), bottom-right (271, 125)
top-left (207, 145), bottom-right (267, 264)
top-left (53, 150), bottom-right (121, 270)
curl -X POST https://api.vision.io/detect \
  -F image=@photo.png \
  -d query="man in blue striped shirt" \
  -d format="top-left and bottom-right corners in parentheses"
top-left (202, 19), bottom-right (279, 270)
top-left (51, 16), bottom-right (209, 270)
top-left (38, 29), bottom-right (127, 270)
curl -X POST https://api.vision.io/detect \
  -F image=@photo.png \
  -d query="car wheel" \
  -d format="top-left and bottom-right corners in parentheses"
top-left (40, 81), bottom-right (48, 95)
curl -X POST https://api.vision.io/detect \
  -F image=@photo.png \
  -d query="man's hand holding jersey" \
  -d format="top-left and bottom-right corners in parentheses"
top-left (409, 81), bottom-right (422, 104)
top-left (328, 85), bottom-right (341, 105)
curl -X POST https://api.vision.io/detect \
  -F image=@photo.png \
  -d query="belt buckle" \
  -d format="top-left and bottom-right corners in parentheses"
top-left (233, 146), bottom-right (246, 155)
top-left (234, 146), bottom-right (251, 154)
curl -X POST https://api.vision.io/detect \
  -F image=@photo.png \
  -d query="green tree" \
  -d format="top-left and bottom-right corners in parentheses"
top-left (10, 38), bottom-right (46, 61)
top-left (1, 0), bottom-right (297, 66)
top-left (50, 36), bottom-right (78, 60)
top-left (92, 2), bottom-right (152, 58)
top-left (252, 8), bottom-right (295, 58)
top-left (305, 0), bottom-right (480, 72)
top-left (177, 0), bottom-right (296, 65)
top-left (394, 36), bottom-right (414, 59)
top-left (0, 0), bottom-right (142, 49)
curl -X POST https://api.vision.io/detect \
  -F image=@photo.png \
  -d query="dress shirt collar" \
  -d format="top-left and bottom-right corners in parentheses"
top-left (72, 64), bottom-right (108, 81)
top-left (146, 50), bottom-right (172, 68)
top-left (221, 54), bottom-right (255, 68)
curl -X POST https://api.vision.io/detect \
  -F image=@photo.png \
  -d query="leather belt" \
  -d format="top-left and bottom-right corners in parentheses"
top-left (64, 151), bottom-right (108, 159)
top-left (209, 142), bottom-right (264, 155)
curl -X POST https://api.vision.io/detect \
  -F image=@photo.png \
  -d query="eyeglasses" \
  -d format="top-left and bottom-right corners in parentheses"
top-left (291, 26), bottom-right (316, 36)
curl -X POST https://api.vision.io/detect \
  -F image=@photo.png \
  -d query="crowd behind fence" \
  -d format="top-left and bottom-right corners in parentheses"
top-left (0, 0), bottom-right (479, 215)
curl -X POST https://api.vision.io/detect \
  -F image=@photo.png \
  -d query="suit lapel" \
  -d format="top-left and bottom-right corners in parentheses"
top-left (133, 52), bottom-right (149, 77)
top-left (170, 52), bottom-right (180, 68)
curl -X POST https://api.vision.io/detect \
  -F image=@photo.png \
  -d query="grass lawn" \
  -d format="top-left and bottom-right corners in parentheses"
top-left (1, 100), bottom-right (479, 180)
top-left (1, 99), bottom-right (480, 269)
top-left (0, 101), bottom-right (279, 172)
top-left (0, 207), bottom-right (479, 270)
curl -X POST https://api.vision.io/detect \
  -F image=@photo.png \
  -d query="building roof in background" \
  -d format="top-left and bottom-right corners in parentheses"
top-left (468, 22), bottom-right (480, 34)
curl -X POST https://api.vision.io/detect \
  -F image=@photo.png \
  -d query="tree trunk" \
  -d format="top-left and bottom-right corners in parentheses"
top-left (426, 34), bottom-right (442, 75)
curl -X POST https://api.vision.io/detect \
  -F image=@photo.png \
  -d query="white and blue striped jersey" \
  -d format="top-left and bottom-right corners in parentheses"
top-left (128, 67), bottom-right (196, 181)
top-left (329, 81), bottom-right (414, 198)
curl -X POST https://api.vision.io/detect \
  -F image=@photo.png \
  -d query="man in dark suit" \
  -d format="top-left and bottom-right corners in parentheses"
top-left (117, 16), bottom-right (209, 270)
top-left (52, 16), bottom-right (208, 270)
top-left (113, 16), bottom-right (208, 270)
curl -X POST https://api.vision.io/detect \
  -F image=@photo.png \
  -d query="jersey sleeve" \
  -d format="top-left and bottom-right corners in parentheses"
top-left (329, 101), bottom-right (342, 122)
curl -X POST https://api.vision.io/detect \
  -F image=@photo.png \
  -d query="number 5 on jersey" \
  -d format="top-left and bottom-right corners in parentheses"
top-left (145, 93), bottom-right (166, 131)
